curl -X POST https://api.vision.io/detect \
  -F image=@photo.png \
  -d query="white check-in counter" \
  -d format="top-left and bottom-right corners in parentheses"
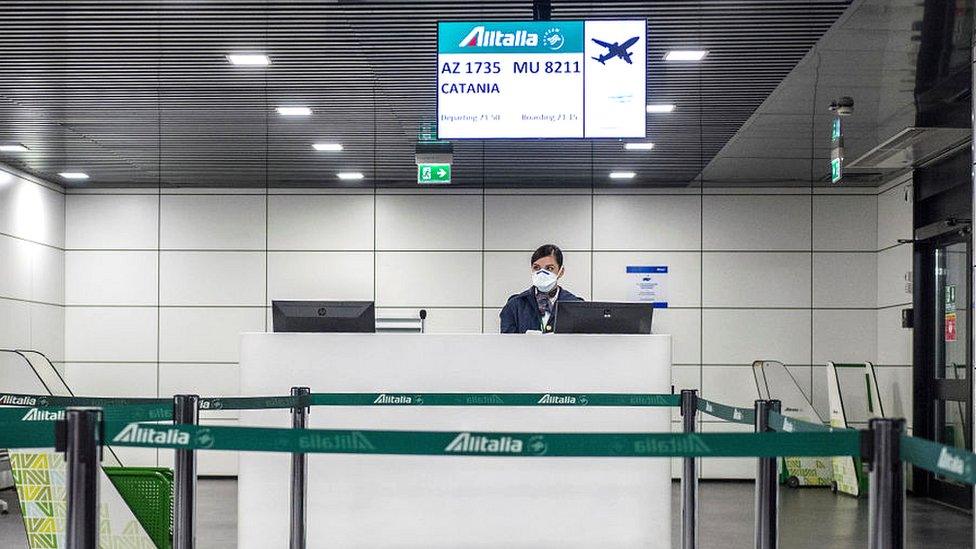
top-left (238, 333), bottom-right (672, 548)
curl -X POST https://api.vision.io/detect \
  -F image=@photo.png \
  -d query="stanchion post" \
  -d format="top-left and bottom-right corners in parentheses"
top-left (173, 394), bottom-right (199, 549)
top-left (754, 399), bottom-right (780, 549)
top-left (868, 418), bottom-right (905, 549)
top-left (61, 408), bottom-right (102, 549)
top-left (290, 386), bottom-right (311, 549)
top-left (679, 390), bottom-right (699, 549)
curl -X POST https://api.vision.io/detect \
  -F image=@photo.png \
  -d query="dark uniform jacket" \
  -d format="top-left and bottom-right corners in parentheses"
top-left (499, 287), bottom-right (583, 333)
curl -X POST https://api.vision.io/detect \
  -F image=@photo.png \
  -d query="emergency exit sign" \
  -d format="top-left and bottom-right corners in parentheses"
top-left (418, 163), bottom-right (451, 184)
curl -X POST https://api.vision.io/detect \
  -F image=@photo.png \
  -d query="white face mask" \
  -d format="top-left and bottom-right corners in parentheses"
top-left (532, 269), bottom-right (559, 293)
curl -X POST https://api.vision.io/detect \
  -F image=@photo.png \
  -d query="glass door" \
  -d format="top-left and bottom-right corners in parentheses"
top-left (915, 231), bottom-right (973, 509)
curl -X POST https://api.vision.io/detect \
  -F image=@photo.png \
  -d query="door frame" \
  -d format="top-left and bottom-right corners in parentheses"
top-left (912, 218), bottom-right (973, 509)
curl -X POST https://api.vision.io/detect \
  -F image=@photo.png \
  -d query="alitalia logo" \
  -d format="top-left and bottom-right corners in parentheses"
top-left (634, 435), bottom-right (711, 455)
top-left (459, 26), bottom-right (538, 48)
top-left (537, 394), bottom-right (585, 405)
top-left (21, 408), bottom-right (63, 421)
top-left (113, 424), bottom-right (190, 446)
top-left (732, 409), bottom-right (743, 421)
top-left (445, 433), bottom-right (525, 454)
top-left (0, 394), bottom-right (43, 406)
top-left (299, 432), bottom-right (375, 452)
top-left (465, 394), bottom-right (504, 405)
top-left (937, 448), bottom-right (966, 476)
top-left (373, 394), bottom-right (416, 405)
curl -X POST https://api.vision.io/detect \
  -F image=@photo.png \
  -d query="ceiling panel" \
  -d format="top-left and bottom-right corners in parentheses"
top-left (0, 0), bottom-right (852, 188)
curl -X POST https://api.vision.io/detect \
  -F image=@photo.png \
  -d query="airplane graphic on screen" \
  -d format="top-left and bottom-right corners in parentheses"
top-left (590, 36), bottom-right (639, 65)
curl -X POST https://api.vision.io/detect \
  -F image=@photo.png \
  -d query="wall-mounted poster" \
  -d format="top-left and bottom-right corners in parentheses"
top-left (626, 265), bottom-right (668, 307)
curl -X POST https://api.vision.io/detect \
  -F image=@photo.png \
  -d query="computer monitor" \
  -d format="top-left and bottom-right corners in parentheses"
top-left (553, 301), bottom-right (653, 334)
top-left (272, 301), bottom-right (375, 333)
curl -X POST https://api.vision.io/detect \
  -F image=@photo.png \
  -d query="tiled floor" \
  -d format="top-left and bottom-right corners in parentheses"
top-left (0, 479), bottom-right (971, 548)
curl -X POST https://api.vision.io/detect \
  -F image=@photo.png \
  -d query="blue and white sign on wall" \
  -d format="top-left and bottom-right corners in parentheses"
top-left (626, 266), bottom-right (668, 308)
top-left (437, 20), bottom-right (647, 139)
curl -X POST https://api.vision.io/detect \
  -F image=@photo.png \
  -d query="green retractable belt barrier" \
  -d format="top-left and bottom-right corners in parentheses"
top-left (95, 421), bottom-right (861, 458)
top-left (1, 391), bottom-right (680, 411)
top-left (768, 411), bottom-right (846, 434)
top-left (696, 399), bottom-right (756, 425)
top-left (0, 402), bottom-right (173, 423)
top-left (310, 392), bottom-right (680, 407)
top-left (900, 434), bottom-right (976, 486)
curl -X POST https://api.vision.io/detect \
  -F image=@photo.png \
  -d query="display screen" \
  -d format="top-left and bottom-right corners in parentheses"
top-left (437, 20), bottom-right (647, 139)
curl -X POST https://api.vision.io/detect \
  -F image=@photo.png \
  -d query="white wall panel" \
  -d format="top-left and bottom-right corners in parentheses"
top-left (702, 195), bottom-right (811, 250)
top-left (0, 298), bottom-right (30, 349)
top-left (377, 195), bottom-right (482, 250)
top-left (30, 303), bottom-right (65, 362)
top-left (65, 251), bottom-right (157, 305)
top-left (702, 365), bottom-right (761, 409)
top-left (813, 195), bottom-right (877, 251)
top-left (877, 307), bottom-right (912, 366)
top-left (877, 244), bottom-right (912, 308)
top-left (160, 251), bottom-right (265, 306)
top-left (0, 177), bottom-right (64, 248)
top-left (813, 309), bottom-right (877, 364)
top-left (483, 308), bottom-right (502, 333)
top-left (376, 252), bottom-right (482, 307)
top-left (592, 195), bottom-right (701, 251)
top-left (64, 307), bottom-right (157, 362)
top-left (377, 307), bottom-right (483, 334)
top-left (702, 309), bottom-right (811, 365)
top-left (159, 307), bottom-right (264, 363)
top-left (267, 252), bottom-right (373, 303)
top-left (483, 251), bottom-right (591, 307)
top-left (0, 235), bottom-right (32, 300)
top-left (591, 251), bottom-right (700, 307)
top-left (877, 182), bottom-right (912, 249)
top-left (161, 195), bottom-right (266, 250)
top-left (652, 308), bottom-right (700, 365)
top-left (66, 194), bottom-right (158, 249)
top-left (813, 253), bottom-right (876, 308)
top-left (65, 362), bottom-right (157, 397)
top-left (268, 195), bottom-right (373, 250)
top-left (32, 243), bottom-right (64, 304)
top-left (702, 252), bottom-right (810, 308)
top-left (484, 194), bottom-right (591, 250)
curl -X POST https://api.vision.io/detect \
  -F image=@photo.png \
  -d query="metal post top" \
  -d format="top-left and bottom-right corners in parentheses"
top-left (869, 417), bottom-right (906, 430)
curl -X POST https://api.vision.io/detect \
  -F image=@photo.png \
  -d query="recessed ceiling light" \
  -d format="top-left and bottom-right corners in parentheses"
top-left (624, 143), bottom-right (655, 151)
top-left (609, 171), bottom-right (636, 179)
top-left (227, 54), bottom-right (270, 66)
top-left (59, 172), bottom-right (89, 180)
top-left (664, 50), bottom-right (707, 62)
top-left (0, 143), bottom-right (29, 152)
top-left (337, 172), bottom-right (364, 180)
top-left (646, 104), bottom-right (676, 113)
top-left (277, 106), bottom-right (311, 116)
top-left (313, 143), bottom-right (343, 152)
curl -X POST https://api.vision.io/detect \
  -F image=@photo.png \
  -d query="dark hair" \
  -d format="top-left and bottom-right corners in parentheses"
top-left (531, 244), bottom-right (563, 267)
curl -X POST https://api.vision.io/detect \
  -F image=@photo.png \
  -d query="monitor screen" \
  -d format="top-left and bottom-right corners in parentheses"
top-left (553, 301), bottom-right (653, 334)
top-left (272, 301), bottom-right (375, 333)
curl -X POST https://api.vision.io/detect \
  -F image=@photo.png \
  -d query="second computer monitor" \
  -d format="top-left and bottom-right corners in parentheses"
top-left (271, 300), bottom-right (375, 333)
top-left (553, 301), bottom-right (653, 334)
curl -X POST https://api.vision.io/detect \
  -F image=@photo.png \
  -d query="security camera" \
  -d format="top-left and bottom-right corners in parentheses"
top-left (829, 96), bottom-right (854, 116)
